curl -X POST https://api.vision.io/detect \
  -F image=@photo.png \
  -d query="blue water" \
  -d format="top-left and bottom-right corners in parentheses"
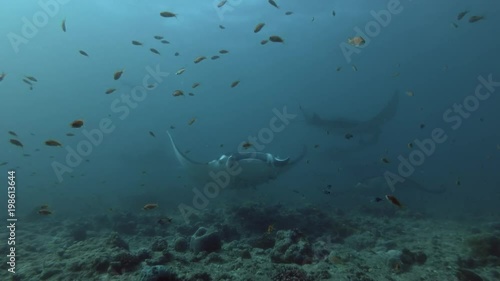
top-left (1, 0), bottom-right (499, 224)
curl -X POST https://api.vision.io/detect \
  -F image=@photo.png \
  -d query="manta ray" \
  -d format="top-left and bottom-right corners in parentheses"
top-left (167, 132), bottom-right (306, 189)
top-left (300, 92), bottom-right (399, 146)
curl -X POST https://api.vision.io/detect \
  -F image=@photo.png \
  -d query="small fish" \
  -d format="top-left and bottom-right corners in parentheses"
top-left (0, 72), bottom-right (6, 81)
top-left (160, 11), bottom-right (177, 18)
top-left (105, 88), bottom-right (116, 94)
top-left (323, 190), bottom-right (331, 195)
top-left (211, 55), bottom-right (220, 60)
top-left (457, 10), bottom-right (469, 20)
top-left (150, 48), bottom-right (160, 55)
top-left (385, 195), bottom-right (403, 208)
top-left (336, 66), bottom-right (342, 72)
top-left (314, 144), bottom-right (319, 149)
top-left (344, 133), bottom-right (353, 140)
top-left (22, 78), bottom-right (33, 85)
top-left (157, 217), bottom-right (172, 225)
top-left (217, 0), bottom-right (227, 8)
top-left (407, 142), bottom-right (413, 149)
top-left (219, 49), bottom-right (229, 54)
top-left (231, 80), bottom-right (240, 88)
top-left (332, 10), bottom-right (336, 16)
top-left (254, 23), bottom-right (265, 33)
top-left (269, 35), bottom-right (284, 43)
top-left (0, 162), bottom-right (7, 166)
top-left (172, 90), bottom-right (184, 97)
top-left (451, 22), bottom-right (458, 29)
top-left (9, 139), bottom-right (23, 148)
top-left (160, 40), bottom-right (170, 44)
top-left (45, 140), bottom-right (62, 147)
top-left (261, 40), bottom-right (268, 45)
top-left (39, 209), bottom-right (52, 215)
top-left (153, 35), bottom-right (163, 40)
top-left (61, 18), bottom-right (66, 32)
top-left (456, 179), bottom-right (461, 186)
top-left (176, 68), bottom-right (186, 75)
top-left (188, 118), bottom-right (196, 125)
top-left (23, 154), bottom-right (30, 157)
top-left (392, 72), bottom-right (400, 77)
top-left (219, 25), bottom-right (225, 29)
top-left (192, 82), bottom-right (200, 88)
top-left (149, 131), bottom-right (155, 137)
top-left (267, 224), bottom-right (274, 234)
top-left (268, 0), bottom-right (279, 9)
top-left (373, 197), bottom-right (383, 202)
top-left (113, 69), bottom-right (124, 80)
top-left (419, 123), bottom-right (425, 129)
top-left (194, 56), bottom-right (206, 63)
top-left (285, 11), bottom-right (293, 15)
top-left (468, 15), bottom-right (485, 23)
top-left (348, 36), bottom-right (365, 47)
top-left (66, 133), bottom-right (75, 136)
top-left (8, 131), bottom-right (17, 137)
top-left (132, 40), bottom-right (143, 46)
top-left (242, 142), bottom-right (252, 149)
top-left (25, 76), bottom-right (38, 82)
top-left (352, 65), bottom-right (358, 72)
top-left (188, 92), bottom-right (194, 96)
top-left (381, 157), bottom-right (390, 164)
top-left (70, 119), bottom-right (84, 128)
top-left (79, 50), bottom-right (89, 57)
top-left (143, 203), bottom-right (158, 210)
top-left (174, 52), bottom-right (180, 56)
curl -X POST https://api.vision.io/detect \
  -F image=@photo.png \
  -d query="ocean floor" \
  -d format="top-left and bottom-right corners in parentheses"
top-left (1, 203), bottom-right (499, 281)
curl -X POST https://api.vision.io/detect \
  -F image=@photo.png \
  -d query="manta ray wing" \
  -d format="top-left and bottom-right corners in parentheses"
top-left (167, 132), bottom-right (212, 183)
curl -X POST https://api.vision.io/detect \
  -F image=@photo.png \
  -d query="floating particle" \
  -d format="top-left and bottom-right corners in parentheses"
top-left (344, 133), bottom-right (353, 140)
top-left (406, 91), bottom-right (414, 97)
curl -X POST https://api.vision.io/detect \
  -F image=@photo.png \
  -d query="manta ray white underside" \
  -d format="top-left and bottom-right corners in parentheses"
top-left (167, 132), bottom-right (305, 189)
